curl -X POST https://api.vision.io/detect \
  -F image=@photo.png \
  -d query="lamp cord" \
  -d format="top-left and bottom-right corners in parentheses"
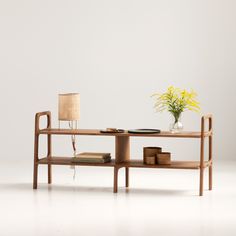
top-left (69, 121), bottom-right (78, 180)
top-left (69, 121), bottom-right (77, 156)
top-left (73, 167), bottom-right (76, 180)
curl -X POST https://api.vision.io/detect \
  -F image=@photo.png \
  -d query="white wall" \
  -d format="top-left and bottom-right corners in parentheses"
top-left (0, 0), bottom-right (235, 163)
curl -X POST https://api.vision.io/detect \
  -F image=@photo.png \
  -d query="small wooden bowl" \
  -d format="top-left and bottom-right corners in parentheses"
top-left (143, 147), bottom-right (162, 157)
top-left (144, 156), bottom-right (156, 165)
top-left (156, 152), bottom-right (171, 165)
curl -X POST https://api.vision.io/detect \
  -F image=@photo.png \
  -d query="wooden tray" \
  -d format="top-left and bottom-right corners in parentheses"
top-left (128, 129), bottom-right (161, 134)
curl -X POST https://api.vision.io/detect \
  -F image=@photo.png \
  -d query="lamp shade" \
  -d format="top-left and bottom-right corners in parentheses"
top-left (58, 93), bottom-right (80, 121)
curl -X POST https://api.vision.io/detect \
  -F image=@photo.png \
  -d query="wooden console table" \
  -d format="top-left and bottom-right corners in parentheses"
top-left (33, 111), bottom-right (213, 196)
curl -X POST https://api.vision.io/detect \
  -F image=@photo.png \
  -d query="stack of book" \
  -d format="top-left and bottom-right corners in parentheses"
top-left (72, 152), bottom-right (111, 163)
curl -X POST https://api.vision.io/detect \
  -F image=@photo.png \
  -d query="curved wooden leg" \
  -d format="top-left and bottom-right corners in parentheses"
top-left (48, 164), bottom-right (52, 184)
top-left (113, 167), bottom-right (119, 193)
top-left (209, 165), bottom-right (212, 190)
top-left (115, 136), bottom-right (130, 193)
top-left (47, 133), bottom-right (52, 184)
top-left (125, 167), bottom-right (129, 188)
top-left (33, 132), bottom-right (39, 189)
top-left (209, 134), bottom-right (213, 191)
top-left (33, 163), bottom-right (38, 189)
top-left (199, 168), bottom-right (204, 196)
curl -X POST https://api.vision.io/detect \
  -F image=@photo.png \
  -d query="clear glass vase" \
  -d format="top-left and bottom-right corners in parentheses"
top-left (169, 114), bottom-right (183, 133)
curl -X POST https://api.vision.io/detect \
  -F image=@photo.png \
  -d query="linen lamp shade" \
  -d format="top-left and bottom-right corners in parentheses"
top-left (58, 93), bottom-right (80, 121)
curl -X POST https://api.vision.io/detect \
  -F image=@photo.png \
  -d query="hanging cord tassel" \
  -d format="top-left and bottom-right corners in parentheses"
top-left (69, 121), bottom-right (77, 156)
top-left (71, 135), bottom-right (76, 156)
top-left (73, 164), bottom-right (76, 180)
top-left (69, 121), bottom-right (77, 180)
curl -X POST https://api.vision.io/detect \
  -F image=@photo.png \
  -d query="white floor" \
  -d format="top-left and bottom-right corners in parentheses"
top-left (0, 160), bottom-right (236, 236)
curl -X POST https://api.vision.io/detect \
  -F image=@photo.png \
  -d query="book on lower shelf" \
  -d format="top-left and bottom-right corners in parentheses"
top-left (72, 152), bottom-right (111, 163)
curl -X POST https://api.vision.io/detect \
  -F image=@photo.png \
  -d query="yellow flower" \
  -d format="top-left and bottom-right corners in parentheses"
top-left (152, 86), bottom-right (200, 119)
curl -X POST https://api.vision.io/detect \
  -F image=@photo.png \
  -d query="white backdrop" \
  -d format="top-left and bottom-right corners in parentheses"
top-left (0, 0), bottom-right (236, 163)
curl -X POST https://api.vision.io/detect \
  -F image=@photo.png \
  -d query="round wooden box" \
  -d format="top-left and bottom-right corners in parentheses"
top-left (156, 152), bottom-right (171, 165)
top-left (143, 147), bottom-right (162, 164)
top-left (143, 156), bottom-right (156, 165)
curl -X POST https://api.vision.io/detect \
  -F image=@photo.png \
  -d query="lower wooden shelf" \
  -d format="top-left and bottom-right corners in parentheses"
top-left (118, 160), bottom-right (211, 169)
top-left (37, 157), bottom-right (211, 170)
top-left (37, 157), bottom-right (116, 167)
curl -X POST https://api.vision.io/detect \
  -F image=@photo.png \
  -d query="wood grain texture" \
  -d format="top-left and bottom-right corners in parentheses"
top-left (115, 136), bottom-right (130, 163)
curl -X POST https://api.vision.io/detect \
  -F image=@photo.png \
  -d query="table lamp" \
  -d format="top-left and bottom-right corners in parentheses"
top-left (58, 93), bottom-right (80, 157)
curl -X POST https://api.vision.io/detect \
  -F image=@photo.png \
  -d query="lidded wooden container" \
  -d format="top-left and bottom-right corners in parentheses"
top-left (143, 147), bottom-right (162, 165)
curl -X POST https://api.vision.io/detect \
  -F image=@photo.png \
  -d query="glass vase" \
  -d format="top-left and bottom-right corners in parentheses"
top-left (169, 114), bottom-right (183, 133)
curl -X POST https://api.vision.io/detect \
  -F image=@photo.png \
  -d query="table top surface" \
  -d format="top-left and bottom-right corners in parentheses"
top-left (39, 128), bottom-right (212, 138)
